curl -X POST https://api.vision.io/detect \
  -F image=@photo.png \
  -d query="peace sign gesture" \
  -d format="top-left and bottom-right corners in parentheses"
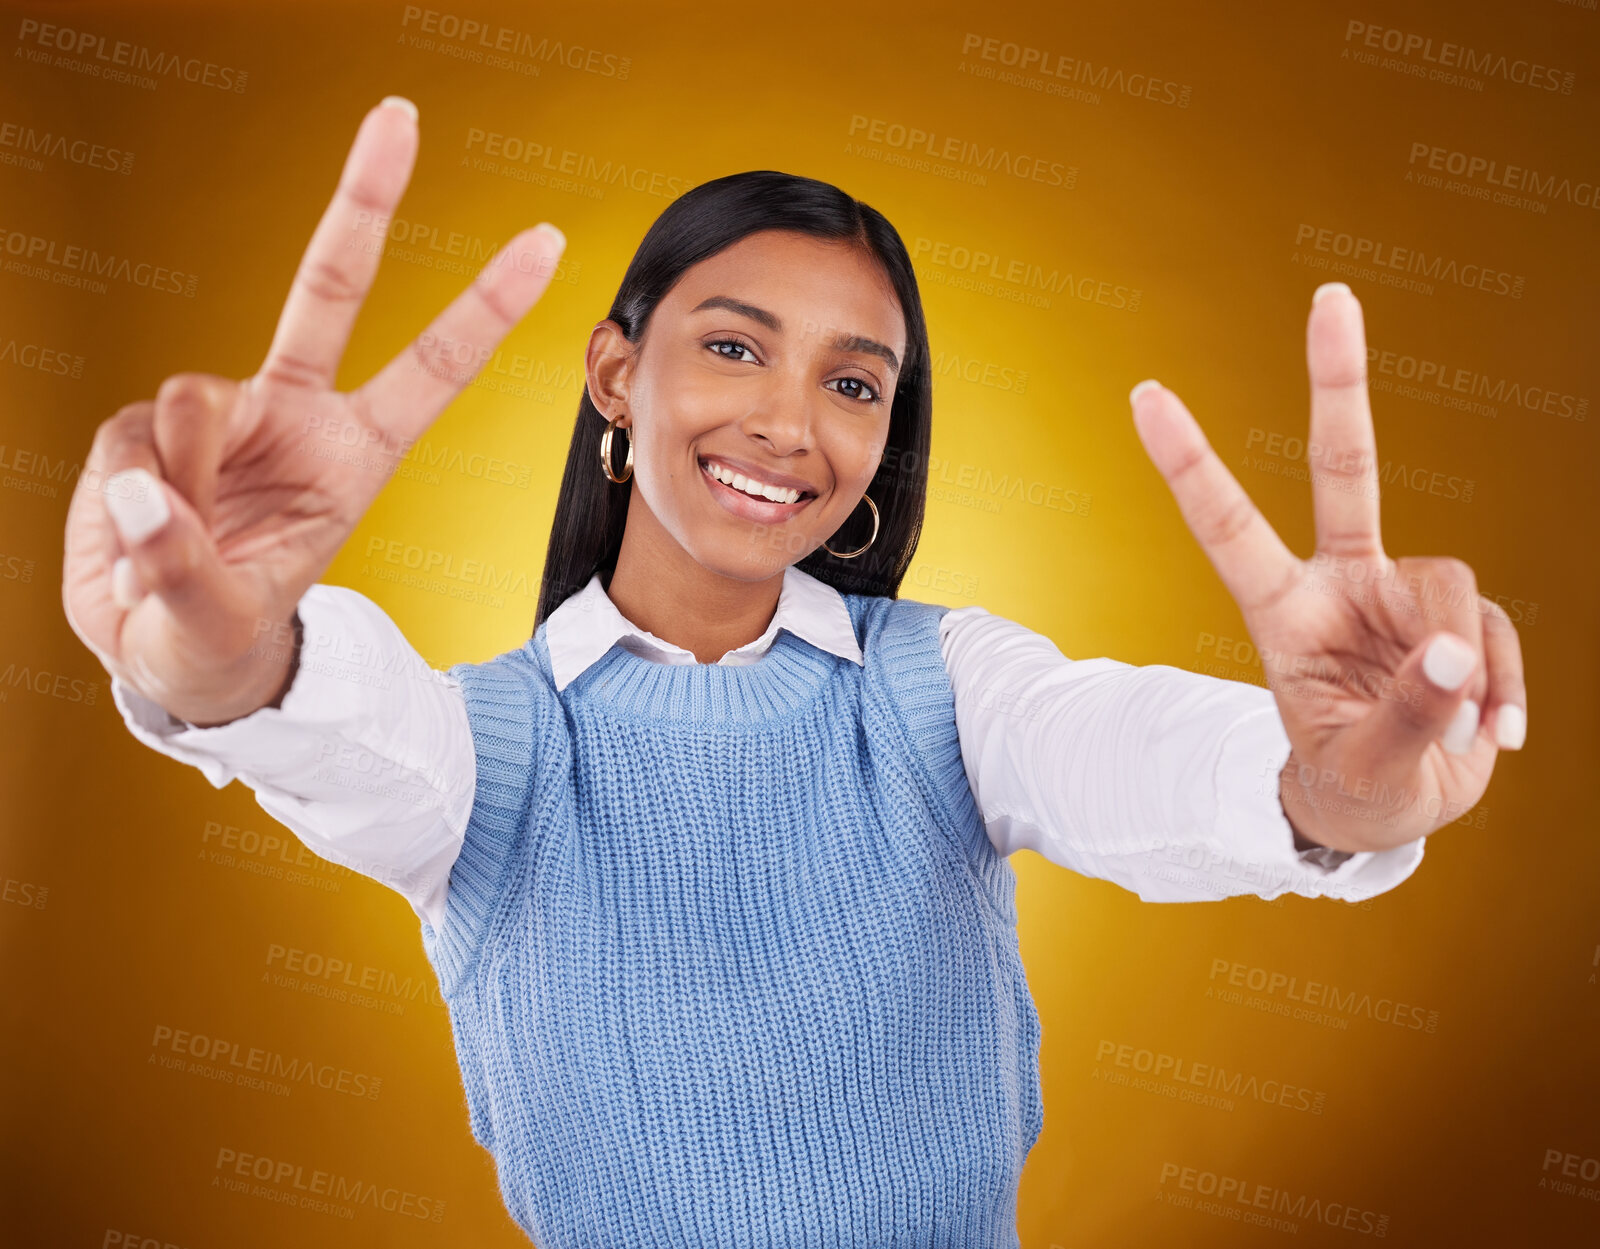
top-left (1130, 283), bottom-right (1526, 855)
top-left (62, 98), bottom-right (566, 726)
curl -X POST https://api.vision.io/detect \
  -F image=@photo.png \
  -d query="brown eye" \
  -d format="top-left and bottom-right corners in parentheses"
top-left (828, 376), bottom-right (881, 405)
top-left (706, 338), bottom-right (757, 363)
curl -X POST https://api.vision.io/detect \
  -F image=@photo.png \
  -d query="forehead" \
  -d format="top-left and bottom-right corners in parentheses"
top-left (662, 230), bottom-right (906, 354)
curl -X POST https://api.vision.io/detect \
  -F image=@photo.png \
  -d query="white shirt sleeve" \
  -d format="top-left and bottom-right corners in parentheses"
top-left (110, 583), bottom-right (475, 928)
top-left (938, 605), bottom-right (1426, 903)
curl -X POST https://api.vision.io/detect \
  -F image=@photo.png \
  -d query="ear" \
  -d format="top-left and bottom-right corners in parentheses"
top-left (585, 319), bottom-right (635, 426)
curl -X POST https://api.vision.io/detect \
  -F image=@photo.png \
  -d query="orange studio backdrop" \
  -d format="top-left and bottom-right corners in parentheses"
top-left (3, 0), bottom-right (1596, 1244)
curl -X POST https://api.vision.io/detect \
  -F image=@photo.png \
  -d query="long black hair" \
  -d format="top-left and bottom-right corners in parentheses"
top-left (532, 169), bottom-right (933, 632)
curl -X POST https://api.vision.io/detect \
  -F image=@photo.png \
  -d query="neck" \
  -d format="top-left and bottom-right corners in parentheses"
top-left (604, 487), bottom-right (785, 664)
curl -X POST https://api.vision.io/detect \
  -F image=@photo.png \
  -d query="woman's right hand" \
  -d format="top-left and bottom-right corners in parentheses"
top-left (61, 97), bottom-right (566, 727)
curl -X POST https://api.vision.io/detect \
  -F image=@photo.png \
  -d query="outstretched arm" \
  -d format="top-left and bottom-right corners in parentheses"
top-left (940, 606), bottom-right (1423, 903)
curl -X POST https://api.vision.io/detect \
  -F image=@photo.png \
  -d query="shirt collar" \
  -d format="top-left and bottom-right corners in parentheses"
top-left (543, 564), bottom-right (864, 692)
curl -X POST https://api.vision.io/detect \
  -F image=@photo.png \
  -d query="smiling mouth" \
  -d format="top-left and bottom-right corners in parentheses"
top-left (697, 456), bottom-right (817, 506)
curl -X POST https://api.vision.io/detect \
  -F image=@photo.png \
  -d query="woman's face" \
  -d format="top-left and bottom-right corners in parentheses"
top-left (587, 228), bottom-right (906, 581)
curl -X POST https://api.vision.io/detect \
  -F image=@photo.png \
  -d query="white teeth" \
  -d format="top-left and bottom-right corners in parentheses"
top-left (704, 459), bottom-right (802, 505)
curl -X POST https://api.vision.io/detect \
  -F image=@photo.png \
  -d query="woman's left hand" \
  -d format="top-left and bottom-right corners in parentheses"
top-left (1129, 282), bottom-right (1526, 855)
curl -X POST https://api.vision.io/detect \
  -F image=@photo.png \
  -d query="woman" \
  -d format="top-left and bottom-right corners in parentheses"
top-left (64, 97), bottom-right (1525, 1245)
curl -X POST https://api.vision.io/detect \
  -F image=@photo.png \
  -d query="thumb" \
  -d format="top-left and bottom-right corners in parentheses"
top-left (1338, 630), bottom-right (1485, 780)
top-left (102, 465), bottom-right (241, 643)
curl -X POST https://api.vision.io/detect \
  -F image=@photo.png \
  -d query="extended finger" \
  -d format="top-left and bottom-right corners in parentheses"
top-left (1130, 380), bottom-right (1302, 613)
top-left (1306, 283), bottom-right (1384, 558)
top-left (355, 223), bottom-right (566, 447)
top-left (257, 97), bottom-right (419, 392)
top-left (1478, 596), bottom-right (1527, 750)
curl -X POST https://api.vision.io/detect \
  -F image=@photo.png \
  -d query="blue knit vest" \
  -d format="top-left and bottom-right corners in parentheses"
top-left (419, 592), bottom-right (1044, 1247)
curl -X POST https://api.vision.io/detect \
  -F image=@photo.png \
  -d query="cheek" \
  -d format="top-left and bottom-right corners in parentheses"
top-left (626, 392), bottom-right (728, 518)
top-left (832, 424), bottom-right (890, 488)
top-left (637, 368), bottom-right (741, 455)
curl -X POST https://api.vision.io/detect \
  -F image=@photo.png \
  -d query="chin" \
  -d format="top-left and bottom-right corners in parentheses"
top-left (689, 535), bottom-right (804, 581)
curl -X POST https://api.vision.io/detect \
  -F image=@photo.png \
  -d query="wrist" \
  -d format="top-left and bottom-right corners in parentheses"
top-left (1278, 755), bottom-right (1365, 857)
top-left (174, 610), bottom-right (303, 728)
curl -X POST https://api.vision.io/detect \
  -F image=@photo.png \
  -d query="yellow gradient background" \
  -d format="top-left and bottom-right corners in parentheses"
top-left (2, 1), bottom-right (1595, 1244)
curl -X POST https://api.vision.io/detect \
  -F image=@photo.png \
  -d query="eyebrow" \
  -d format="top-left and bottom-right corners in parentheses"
top-left (689, 295), bottom-right (901, 376)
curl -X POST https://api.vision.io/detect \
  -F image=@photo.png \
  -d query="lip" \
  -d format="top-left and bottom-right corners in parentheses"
top-left (698, 453), bottom-right (817, 496)
top-left (698, 456), bottom-right (816, 523)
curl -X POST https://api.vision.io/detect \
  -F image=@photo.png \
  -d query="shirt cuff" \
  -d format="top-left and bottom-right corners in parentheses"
top-left (1212, 702), bottom-right (1426, 903)
top-left (112, 676), bottom-right (253, 790)
top-left (109, 585), bottom-right (367, 789)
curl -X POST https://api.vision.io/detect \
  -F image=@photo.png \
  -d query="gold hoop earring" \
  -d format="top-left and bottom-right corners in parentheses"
top-left (822, 493), bottom-right (879, 559)
top-left (600, 413), bottom-right (633, 483)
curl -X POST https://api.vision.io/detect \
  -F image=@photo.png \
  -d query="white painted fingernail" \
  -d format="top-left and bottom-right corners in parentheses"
top-left (1313, 281), bottom-right (1351, 305)
top-left (110, 556), bottom-right (145, 608)
top-left (380, 95), bottom-right (418, 121)
top-left (1494, 703), bottom-right (1526, 750)
top-left (1422, 632), bottom-right (1476, 691)
top-left (104, 468), bottom-right (170, 543)
top-left (1129, 378), bottom-right (1161, 408)
top-left (1441, 698), bottom-right (1480, 755)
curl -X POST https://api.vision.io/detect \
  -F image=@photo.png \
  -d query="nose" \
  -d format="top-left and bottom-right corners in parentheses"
top-left (737, 374), bottom-right (818, 458)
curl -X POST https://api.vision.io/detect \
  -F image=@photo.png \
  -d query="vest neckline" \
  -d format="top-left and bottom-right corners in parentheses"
top-left (540, 627), bottom-right (846, 726)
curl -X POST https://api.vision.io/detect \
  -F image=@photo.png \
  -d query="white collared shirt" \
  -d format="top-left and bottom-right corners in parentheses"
top-left (112, 567), bottom-right (1425, 928)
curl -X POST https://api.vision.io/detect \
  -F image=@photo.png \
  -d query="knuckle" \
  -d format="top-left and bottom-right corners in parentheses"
top-left (1405, 554), bottom-right (1475, 588)
top-left (257, 351), bottom-right (327, 390)
top-left (469, 270), bottom-right (519, 330)
top-left (1314, 527), bottom-right (1381, 558)
top-left (338, 175), bottom-right (394, 221)
top-left (295, 254), bottom-right (365, 307)
top-left (1477, 594), bottom-right (1511, 626)
top-left (1403, 555), bottom-right (1478, 613)
top-left (1436, 555), bottom-right (1476, 588)
top-left (91, 404), bottom-right (154, 462)
top-left (407, 332), bottom-right (473, 387)
top-left (1164, 442), bottom-right (1208, 488)
top-left (107, 400), bottom-right (153, 425)
top-left (1198, 494), bottom-right (1256, 549)
top-left (1311, 447), bottom-right (1369, 480)
top-left (1476, 597), bottom-right (1525, 677)
top-left (155, 372), bottom-right (224, 413)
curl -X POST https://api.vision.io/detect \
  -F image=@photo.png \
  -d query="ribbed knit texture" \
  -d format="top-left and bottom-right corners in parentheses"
top-left (419, 593), bottom-right (1044, 1247)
